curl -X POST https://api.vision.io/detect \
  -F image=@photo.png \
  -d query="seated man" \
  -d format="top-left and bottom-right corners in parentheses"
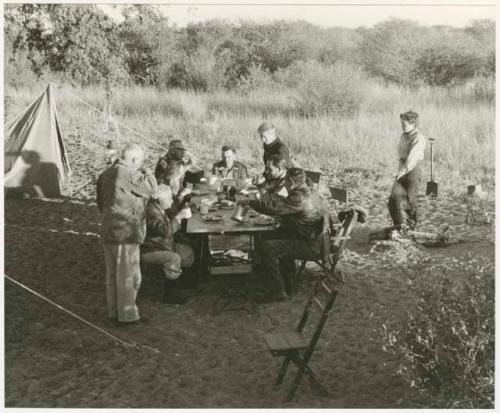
top-left (155, 139), bottom-right (192, 216)
top-left (245, 168), bottom-right (328, 302)
top-left (212, 145), bottom-right (249, 180)
top-left (141, 184), bottom-right (195, 304)
top-left (257, 153), bottom-right (289, 197)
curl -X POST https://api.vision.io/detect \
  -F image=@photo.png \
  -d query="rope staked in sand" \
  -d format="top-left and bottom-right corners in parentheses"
top-left (5, 274), bottom-right (138, 350)
top-left (55, 84), bottom-right (169, 152)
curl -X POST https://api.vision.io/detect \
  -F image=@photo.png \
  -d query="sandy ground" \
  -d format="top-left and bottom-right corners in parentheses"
top-left (4, 130), bottom-right (495, 408)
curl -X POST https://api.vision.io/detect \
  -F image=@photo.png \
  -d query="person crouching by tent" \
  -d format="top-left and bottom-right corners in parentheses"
top-left (388, 110), bottom-right (426, 235)
top-left (141, 184), bottom-right (195, 304)
top-left (96, 143), bottom-right (157, 324)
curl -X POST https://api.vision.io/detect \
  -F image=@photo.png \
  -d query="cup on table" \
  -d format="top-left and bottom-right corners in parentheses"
top-left (248, 191), bottom-right (259, 201)
top-left (199, 204), bottom-right (209, 215)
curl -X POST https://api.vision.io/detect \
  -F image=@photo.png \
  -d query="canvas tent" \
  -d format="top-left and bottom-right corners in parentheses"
top-left (4, 83), bottom-right (70, 198)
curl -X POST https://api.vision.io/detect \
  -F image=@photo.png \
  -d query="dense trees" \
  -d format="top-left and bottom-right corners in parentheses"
top-left (4, 4), bottom-right (495, 90)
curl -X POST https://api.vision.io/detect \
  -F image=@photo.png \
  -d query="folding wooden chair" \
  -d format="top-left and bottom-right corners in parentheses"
top-left (287, 207), bottom-right (357, 296)
top-left (263, 232), bottom-right (350, 401)
top-left (305, 170), bottom-right (322, 191)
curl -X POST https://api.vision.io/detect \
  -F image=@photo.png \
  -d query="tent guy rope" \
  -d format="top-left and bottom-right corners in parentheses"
top-left (5, 273), bottom-right (137, 349)
top-left (54, 83), bottom-right (168, 152)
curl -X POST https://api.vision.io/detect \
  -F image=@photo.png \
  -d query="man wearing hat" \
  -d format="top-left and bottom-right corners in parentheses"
top-left (155, 139), bottom-right (193, 213)
top-left (388, 110), bottom-right (426, 234)
top-left (242, 168), bottom-right (327, 302)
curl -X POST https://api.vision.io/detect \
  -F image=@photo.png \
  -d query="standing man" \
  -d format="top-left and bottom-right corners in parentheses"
top-left (212, 145), bottom-right (249, 179)
top-left (258, 122), bottom-right (291, 169)
top-left (388, 110), bottom-right (426, 234)
top-left (96, 143), bottom-right (157, 324)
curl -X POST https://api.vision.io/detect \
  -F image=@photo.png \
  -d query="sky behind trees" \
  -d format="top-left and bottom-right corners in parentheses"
top-left (99, 3), bottom-right (495, 28)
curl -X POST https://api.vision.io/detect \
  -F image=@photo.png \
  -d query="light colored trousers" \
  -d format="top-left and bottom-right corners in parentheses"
top-left (103, 244), bottom-right (142, 323)
top-left (141, 242), bottom-right (195, 280)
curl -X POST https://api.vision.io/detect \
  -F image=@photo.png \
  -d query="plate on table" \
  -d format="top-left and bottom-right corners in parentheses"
top-left (218, 200), bottom-right (235, 210)
top-left (203, 214), bottom-right (223, 223)
top-left (253, 217), bottom-right (274, 226)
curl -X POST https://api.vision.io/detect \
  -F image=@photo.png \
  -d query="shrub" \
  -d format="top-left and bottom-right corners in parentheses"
top-left (380, 254), bottom-right (494, 408)
top-left (293, 61), bottom-right (368, 117)
top-left (413, 41), bottom-right (485, 86)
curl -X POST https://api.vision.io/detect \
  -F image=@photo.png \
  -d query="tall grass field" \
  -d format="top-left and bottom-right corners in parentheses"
top-left (5, 80), bottom-right (495, 197)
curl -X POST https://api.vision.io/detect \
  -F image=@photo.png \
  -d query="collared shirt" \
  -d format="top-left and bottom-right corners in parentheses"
top-left (398, 129), bottom-right (426, 174)
top-left (212, 160), bottom-right (249, 180)
top-left (96, 161), bottom-right (157, 244)
top-left (250, 186), bottom-right (326, 240)
top-left (263, 138), bottom-right (291, 168)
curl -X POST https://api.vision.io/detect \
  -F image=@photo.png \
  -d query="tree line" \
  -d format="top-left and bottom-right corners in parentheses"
top-left (4, 4), bottom-right (495, 90)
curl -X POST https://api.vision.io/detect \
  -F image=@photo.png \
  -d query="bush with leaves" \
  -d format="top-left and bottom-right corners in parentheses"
top-left (292, 61), bottom-right (368, 117)
top-left (380, 254), bottom-right (494, 408)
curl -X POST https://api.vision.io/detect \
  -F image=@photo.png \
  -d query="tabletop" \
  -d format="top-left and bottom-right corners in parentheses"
top-left (185, 194), bottom-right (277, 236)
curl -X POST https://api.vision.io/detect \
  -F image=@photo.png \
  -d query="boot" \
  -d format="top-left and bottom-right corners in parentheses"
top-left (163, 279), bottom-right (188, 305)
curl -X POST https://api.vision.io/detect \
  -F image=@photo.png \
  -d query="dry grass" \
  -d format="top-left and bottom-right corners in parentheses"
top-left (4, 81), bottom-right (494, 196)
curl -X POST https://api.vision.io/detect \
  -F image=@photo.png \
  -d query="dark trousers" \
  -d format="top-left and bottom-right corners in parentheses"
top-left (261, 238), bottom-right (319, 294)
top-left (388, 166), bottom-right (421, 230)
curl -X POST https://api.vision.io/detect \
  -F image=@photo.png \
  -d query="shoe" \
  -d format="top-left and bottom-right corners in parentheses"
top-left (254, 291), bottom-right (288, 303)
top-left (115, 317), bottom-right (150, 326)
top-left (163, 290), bottom-right (188, 305)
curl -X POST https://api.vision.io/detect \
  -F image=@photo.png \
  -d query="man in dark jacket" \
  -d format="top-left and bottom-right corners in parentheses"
top-left (155, 139), bottom-right (193, 216)
top-left (212, 145), bottom-right (249, 180)
top-left (96, 143), bottom-right (157, 323)
top-left (245, 168), bottom-right (327, 302)
top-left (141, 184), bottom-right (194, 304)
top-left (258, 122), bottom-right (291, 169)
top-left (258, 154), bottom-right (288, 196)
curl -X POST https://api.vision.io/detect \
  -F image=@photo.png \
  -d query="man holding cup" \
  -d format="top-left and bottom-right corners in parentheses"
top-left (141, 184), bottom-right (195, 304)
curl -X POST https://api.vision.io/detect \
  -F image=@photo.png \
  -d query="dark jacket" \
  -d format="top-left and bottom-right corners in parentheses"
top-left (154, 153), bottom-right (191, 191)
top-left (263, 138), bottom-right (291, 168)
top-left (212, 160), bottom-right (249, 179)
top-left (259, 174), bottom-right (287, 195)
top-left (96, 161), bottom-right (157, 244)
top-left (250, 185), bottom-right (326, 240)
top-left (142, 199), bottom-right (175, 254)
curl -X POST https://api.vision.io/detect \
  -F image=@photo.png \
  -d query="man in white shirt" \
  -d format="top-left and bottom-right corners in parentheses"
top-left (388, 111), bottom-right (426, 233)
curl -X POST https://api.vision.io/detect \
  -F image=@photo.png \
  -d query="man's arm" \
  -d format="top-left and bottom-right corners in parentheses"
top-left (397, 134), bottom-right (426, 177)
top-left (130, 170), bottom-right (157, 198)
top-left (249, 192), bottom-right (308, 216)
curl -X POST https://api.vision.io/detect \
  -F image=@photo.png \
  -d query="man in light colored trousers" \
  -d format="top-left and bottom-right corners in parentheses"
top-left (96, 143), bottom-right (157, 323)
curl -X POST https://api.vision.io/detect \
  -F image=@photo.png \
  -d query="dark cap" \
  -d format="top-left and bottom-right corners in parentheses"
top-left (168, 139), bottom-right (186, 151)
top-left (400, 110), bottom-right (419, 123)
top-left (286, 167), bottom-right (307, 187)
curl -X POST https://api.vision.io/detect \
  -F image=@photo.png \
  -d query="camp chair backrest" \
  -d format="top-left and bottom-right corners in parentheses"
top-left (329, 187), bottom-right (348, 204)
top-left (331, 209), bottom-right (356, 261)
top-left (305, 170), bottom-right (321, 190)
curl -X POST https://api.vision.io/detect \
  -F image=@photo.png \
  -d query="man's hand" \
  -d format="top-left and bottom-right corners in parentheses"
top-left (178, 187), bottom-right (192, 199)
top-left (394, 170), bottom-right (407, 180)
top-left (252, 174), bottom-right (266, 186)
top-left (175, 207), bottom-right (192, 222)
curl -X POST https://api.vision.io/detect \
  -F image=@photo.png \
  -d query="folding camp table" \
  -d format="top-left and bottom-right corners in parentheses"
top-left (184, 195), bottom-right (278, 313)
